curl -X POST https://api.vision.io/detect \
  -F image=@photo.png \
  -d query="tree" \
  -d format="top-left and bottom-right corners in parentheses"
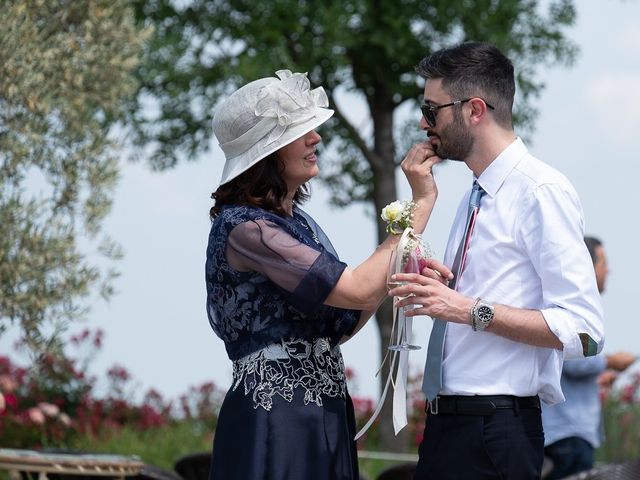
top-left (128, 0), bottom-right (578, 451)
top-left (0, 1), bottom-right (150, 353)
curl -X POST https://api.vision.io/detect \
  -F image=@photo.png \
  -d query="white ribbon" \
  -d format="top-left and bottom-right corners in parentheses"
top-left (354, 228), bottom-right (419, 440)
top-left (392, 310), bottom-right (412, 434)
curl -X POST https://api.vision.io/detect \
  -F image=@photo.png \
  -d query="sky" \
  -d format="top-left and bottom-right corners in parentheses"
top-left (3, 1), bottom-right (640, 403)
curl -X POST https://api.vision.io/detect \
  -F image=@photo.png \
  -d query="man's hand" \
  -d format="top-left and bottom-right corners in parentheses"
top-left (606, 351), bottom-right (636, 371)
top-left (388, 272), bottom-right (474, 324)
top-left (419, 257), bottom-right (453, 285)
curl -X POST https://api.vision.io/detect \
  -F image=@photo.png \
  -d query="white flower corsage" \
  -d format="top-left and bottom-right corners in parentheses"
top-left (380, 200), bottom-right (416, 235)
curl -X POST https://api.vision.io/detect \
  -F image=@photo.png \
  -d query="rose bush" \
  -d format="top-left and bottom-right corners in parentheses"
top-left (0, 329), bottom-right (222, 449)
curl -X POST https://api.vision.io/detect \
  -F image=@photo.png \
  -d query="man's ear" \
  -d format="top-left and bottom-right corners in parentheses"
top-left (469, 98), bottom-right (490, 125)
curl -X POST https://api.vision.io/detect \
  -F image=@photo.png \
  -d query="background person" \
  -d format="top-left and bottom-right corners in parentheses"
top-left (205, 69), bottom-right (440, 480)
top-left (542, 235), bottom-right (636, 480)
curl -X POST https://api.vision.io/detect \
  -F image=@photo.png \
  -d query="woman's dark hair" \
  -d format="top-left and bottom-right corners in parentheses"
top-left (416, 42), bottom-right (515, 129)
top-left (209, 153), bottom-right (310, 219)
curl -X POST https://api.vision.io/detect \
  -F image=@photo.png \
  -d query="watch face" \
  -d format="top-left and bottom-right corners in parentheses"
top-left (477, 305), bottom-right (493, 321)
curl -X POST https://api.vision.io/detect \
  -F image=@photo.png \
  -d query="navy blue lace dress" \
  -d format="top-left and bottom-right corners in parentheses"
top-left (205, 204), bottom-right (361, 480)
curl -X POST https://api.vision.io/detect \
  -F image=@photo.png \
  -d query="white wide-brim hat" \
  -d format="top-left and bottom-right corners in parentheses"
top-left (212, 70), bottom-right (334, 186)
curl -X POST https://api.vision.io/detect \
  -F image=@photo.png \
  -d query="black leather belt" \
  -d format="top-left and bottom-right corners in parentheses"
top-left (427, 395), bottom-right (541, 415)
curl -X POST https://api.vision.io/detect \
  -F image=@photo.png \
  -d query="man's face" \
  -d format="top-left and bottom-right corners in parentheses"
top-left (421, 78), bottom-right (473, 162)
top-left (593, 245), bottom-right (609, 293)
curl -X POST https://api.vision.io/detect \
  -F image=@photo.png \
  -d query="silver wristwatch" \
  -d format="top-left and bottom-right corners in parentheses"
top-left (471, 298), bottom-right (494, 331)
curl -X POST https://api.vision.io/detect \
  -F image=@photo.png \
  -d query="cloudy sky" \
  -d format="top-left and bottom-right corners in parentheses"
top-left (4, 1), bottom-right (639, 403)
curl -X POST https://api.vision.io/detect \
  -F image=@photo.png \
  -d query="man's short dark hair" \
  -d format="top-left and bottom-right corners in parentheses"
top-left (584, 236), bottom-right (603, 265)
top-left (416, 42), bottom-right (515, 128)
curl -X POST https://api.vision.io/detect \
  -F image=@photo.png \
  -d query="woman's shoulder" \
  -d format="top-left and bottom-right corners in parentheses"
top-left (215, 204), bottom-right (286, 228)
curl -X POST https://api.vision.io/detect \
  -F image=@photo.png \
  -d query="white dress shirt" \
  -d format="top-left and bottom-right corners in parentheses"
top-left (440, 138), bottom-right (604, 404)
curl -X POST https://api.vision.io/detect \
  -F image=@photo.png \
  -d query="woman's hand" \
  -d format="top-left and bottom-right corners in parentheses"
top-left (400, 141), bottom-right (441, 233)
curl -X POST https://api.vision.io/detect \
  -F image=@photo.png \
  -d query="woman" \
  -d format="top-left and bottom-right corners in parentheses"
top-left (206, 69), bottom-right (439, 479)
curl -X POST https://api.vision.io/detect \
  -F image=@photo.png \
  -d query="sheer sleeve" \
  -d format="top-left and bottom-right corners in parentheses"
top-left (227, 219), bottom-right (347, 311)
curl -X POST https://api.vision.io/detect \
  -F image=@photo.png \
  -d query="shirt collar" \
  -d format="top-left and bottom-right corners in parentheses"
top-left (475, 137), bottom-right (528, 197)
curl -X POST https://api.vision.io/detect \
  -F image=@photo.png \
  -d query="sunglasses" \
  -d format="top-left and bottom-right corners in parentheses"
top-left (421, 98), bottom-right (495, 128)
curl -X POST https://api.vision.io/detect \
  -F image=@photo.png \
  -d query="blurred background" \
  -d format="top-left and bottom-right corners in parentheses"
top-left (2, 1), bottom-right (639, 478)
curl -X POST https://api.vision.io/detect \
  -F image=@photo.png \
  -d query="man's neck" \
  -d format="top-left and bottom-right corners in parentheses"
top-left (466, 128), bottom-right (517, 178)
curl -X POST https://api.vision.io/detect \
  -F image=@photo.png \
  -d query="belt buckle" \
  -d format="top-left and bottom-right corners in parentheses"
top-left (429, 397), bottom-right (439, 415)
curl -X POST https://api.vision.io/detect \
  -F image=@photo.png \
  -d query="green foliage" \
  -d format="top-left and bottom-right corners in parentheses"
top-left (359, 458), bottom-right (406, 480)
top-left (129, 0), bottom-right (577, 190)
top-left (70, 422), bottom-right (213, 471)
top-left (0, 1), bottom-right (151, 352)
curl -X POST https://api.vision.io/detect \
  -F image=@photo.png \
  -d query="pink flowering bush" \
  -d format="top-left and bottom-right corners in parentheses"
top-left (178, 381), bottom-right (224, 434)
top-left (597, 370), bottom-right (640, 462)
top-left (0, 352), bottom-right (77, 447)
top-left (1, 326), bottom-right (443, 474)
top-left (0, 329), bottom-right (223, 451)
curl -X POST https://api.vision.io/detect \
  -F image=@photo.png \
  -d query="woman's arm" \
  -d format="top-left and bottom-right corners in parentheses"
top-left (325, 142), bottom-right (440, 311)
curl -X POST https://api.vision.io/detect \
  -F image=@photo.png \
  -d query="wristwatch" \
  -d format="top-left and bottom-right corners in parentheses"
top-left (471, 298), bottom-right (494, 331)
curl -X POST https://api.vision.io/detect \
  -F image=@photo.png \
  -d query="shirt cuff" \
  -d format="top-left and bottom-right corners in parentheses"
top-left (541, 307), bottom-right (604, 359)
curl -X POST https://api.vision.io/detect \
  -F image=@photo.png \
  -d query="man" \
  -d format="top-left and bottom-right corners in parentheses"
top-left (542, 236), bottom-right (636, 479)
top-left (388, 42), bottom-right (604, 479)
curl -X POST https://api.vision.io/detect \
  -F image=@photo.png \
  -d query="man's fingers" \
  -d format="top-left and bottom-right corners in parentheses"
top-left (423, 258), bottom-right (453, 281)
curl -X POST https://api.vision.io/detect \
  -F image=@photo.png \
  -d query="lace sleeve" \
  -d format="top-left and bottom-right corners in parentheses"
top-left (227, 219), bottom-right (347, 307)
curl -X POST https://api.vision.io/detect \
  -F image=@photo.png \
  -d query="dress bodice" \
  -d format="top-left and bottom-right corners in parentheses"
top-left (205, 205), bottom-right (359, 360)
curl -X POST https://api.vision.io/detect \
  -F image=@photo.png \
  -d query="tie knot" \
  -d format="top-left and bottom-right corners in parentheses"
top-left (469, 181), bottom-right (484, 208)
